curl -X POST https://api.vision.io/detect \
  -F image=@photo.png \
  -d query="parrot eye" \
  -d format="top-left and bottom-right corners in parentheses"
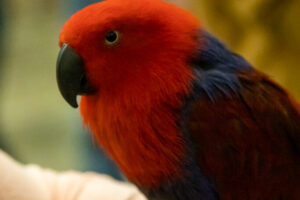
top-left (105, 31), bottom-right (119, 45)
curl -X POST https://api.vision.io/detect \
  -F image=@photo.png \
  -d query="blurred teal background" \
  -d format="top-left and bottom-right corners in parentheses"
top-left (0, 0), bottom-right (299, 175)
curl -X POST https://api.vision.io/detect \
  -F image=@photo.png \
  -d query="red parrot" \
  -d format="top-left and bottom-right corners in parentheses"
top-left (56, 0), bottom-right (300, 199)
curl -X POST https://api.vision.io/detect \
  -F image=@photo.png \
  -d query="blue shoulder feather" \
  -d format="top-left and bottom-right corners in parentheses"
top-left (191, 31), bottom-right (253, 101)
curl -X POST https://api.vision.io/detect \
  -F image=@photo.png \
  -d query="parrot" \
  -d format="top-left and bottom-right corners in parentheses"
top-left (56, 0), bottom-right (300, 199)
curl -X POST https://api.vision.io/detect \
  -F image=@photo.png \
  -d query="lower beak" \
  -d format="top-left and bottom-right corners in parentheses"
top-left (56, 43), bottom-right (95, 108)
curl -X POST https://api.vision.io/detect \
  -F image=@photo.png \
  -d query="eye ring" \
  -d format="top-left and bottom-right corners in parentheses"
top-left (105, 30), bottom-right (120, 45)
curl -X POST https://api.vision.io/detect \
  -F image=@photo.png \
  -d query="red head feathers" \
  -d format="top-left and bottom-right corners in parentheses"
top-left (58, 0), bottom-right (200, 187)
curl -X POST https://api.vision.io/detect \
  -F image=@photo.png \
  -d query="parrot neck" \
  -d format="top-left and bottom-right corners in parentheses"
top-left (80, 82), bottom-right (218, 199)
top-left (80, 61), bottom-right (194, 188)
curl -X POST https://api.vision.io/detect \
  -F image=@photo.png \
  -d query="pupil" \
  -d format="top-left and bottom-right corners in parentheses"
top-left (106, 31), bottom-right (117, 42)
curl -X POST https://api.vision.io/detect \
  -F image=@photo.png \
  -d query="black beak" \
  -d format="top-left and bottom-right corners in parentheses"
top-left (56, 43), bottom-right (95, 108)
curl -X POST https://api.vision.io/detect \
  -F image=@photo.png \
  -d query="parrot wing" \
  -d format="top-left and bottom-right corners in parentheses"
top-left (183, 32), bottom-right (300, 199)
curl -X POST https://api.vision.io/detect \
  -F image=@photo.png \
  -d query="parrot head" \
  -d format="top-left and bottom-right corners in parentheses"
top-left (57, 0), bottom-right (201, 187)
top-left (57, 0), bottom-right (199, 108)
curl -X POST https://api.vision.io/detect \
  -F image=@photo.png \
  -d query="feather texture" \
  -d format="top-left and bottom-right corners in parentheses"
top-left (58, 1), bottom-right (300, 199)
top-left (182, 33), bottom-right (300, 199)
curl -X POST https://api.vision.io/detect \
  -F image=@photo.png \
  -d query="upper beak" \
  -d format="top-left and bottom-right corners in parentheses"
top-left (56, 43), bottom-right (95, 108)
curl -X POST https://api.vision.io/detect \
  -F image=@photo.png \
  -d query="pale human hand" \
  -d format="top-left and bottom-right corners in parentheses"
top-left (0, 150), bottom-right (146, 200)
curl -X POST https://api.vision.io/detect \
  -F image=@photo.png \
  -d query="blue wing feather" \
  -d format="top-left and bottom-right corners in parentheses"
top-left (191, 31), bottom-right (252, 102)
